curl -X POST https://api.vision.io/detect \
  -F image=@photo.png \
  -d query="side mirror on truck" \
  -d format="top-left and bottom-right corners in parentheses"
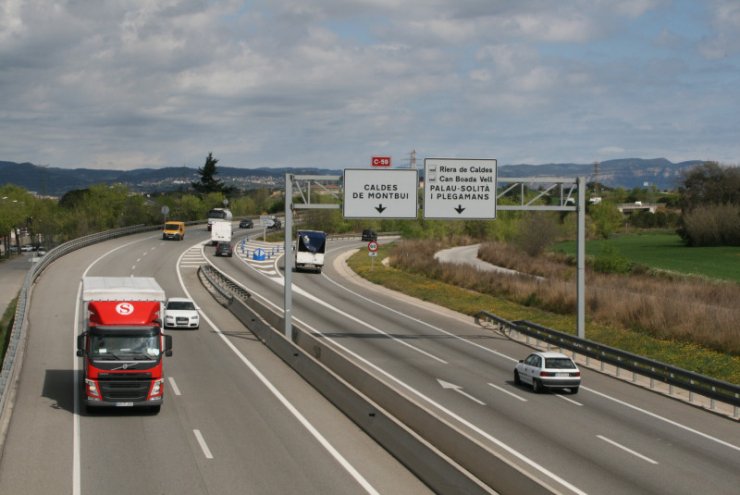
top-left (76, 333), bottom-right (87, 357)
top-left (164, 334), bottom-right (173, 357)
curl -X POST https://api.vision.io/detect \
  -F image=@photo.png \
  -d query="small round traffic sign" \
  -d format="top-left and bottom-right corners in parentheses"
top-left (368, 241), bottom-right (378, 252)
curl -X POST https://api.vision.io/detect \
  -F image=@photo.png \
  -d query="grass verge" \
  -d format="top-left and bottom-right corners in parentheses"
top-left (555, 230), bottom-right (740, 282)
top-left (347, 243), bottom-right (740, 385)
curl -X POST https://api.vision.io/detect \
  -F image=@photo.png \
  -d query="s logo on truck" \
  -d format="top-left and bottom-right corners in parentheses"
top-left (116, 303), bottom-right (135, 315)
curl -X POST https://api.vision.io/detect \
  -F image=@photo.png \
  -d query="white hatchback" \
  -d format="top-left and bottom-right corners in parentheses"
top-left (514, 352), bottom-right (581, 394)
top-left (164, 298), bottom-right (200, 330)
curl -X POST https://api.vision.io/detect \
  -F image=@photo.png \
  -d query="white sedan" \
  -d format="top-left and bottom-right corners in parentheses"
top-left (164, 298), bottom-right (200, 329)
top-left (514, 351), bottom-right (581, 394)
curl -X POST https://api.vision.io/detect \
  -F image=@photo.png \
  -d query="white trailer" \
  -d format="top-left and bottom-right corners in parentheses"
top-left (211, 220), bottom-right (232, 245)
top-left (81, 276), bottom-right (166, 306)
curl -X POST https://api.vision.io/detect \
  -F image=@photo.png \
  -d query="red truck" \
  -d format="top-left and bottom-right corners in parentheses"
top-left (76, 277), bottom-right (173, 413)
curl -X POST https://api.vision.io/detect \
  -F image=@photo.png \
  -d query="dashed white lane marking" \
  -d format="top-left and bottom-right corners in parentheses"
top-left (168, 377), bottom-right (182, 396)
top-left (194, 430), bottom-right (214, 459)
top-left (598, 435), bottom-right (658, 465)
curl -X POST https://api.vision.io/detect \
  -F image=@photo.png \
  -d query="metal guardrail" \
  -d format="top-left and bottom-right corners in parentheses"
top-left (476, 311), bottom-right (740, 417)
top-left (0, 221), bottom-right (206, 421)
top-left (327, 231), bottom-right (401, 241)
top-left (200, 265), bottom-right (250, 303)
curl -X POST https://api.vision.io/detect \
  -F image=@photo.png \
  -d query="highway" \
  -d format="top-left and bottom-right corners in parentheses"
top-left (1, 223), bottom-right (739, 494)
top-left (0, 227), bottom-right (431, 495)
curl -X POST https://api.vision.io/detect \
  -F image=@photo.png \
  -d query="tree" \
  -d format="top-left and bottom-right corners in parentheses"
top-left (192, 152), bottom-right (234, 196)
top-left (677, 162), bottom-right (740, 246)
top-left (515, 212), bottom-right (559, 256)
top-left (589, 201), bottom-right (623, 239)
top-left (678, 161), bottom-right (740, 212)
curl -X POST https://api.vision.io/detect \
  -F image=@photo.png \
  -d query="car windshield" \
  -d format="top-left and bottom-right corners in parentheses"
top-left (545, 358), bottom-right (577, 369)
top-left (167, 301), bottom-right (195, 311)
top-left (90, 333), bottom-right (160, 359)
top-left (165, 223), bottom-right (180, 230)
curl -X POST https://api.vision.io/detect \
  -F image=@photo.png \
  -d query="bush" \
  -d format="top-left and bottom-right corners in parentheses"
top-left (679, 204), bottom-right (740, 246)
top-left (592, 243), bottom-right (632, 274)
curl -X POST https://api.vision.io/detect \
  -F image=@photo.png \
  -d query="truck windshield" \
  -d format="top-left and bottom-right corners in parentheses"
top-left (90, 333), bottom-right (160, 360)
top-left (208, 209), bottom-right (226, 219)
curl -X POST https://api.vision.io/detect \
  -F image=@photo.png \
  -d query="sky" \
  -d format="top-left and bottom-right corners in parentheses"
top-left (1, 0), bottom-right (739, 171)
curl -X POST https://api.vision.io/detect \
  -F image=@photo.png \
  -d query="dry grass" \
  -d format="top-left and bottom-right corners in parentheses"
top-left (392, 239), bottom-right (740, 355)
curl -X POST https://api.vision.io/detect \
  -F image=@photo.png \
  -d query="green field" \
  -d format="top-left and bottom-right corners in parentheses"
top-left (554, 230), bottom-right (740, 282)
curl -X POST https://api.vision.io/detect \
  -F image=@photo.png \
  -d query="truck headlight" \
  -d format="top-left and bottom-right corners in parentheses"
top-left (85, 379), bottom-right (100, 398)
top-left (150, 379), bottom-right (164, 398)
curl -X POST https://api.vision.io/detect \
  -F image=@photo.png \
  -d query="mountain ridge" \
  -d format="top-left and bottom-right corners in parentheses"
top-left (0, 158), bottom-right (704, 196)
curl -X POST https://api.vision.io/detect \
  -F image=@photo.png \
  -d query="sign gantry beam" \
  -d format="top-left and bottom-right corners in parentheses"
top-left (283, 171), bottom-right (586, 340)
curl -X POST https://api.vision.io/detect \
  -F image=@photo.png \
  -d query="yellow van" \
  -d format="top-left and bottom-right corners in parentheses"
top-left (163, 221), bottom-right (185, 241)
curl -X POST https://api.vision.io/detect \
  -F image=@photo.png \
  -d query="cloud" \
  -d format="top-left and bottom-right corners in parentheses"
top-left (0, 0), bottom-right (737, 171)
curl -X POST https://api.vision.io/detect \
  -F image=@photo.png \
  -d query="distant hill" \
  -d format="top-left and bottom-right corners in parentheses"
top-left (0, 158), bottom-right (703, 197)
top-left (498, 158), bottom-right (703, 190)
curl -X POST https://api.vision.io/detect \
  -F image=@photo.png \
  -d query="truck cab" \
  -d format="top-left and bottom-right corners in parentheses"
top-left (77, 277), bottom-right (172, 413)
top-left (295, 230), bottom-right (327, 273)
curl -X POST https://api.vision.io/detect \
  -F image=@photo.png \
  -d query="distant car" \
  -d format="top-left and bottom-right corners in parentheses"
top-left (164, 298), bottom-right (200, 329)
top-left (215, 241), bottom-right (233, 257)
top-left (21, 244), bottom-right (35, 252)
top-left (239, 219), bottom-right (254, 229)
top-left (9, 245), bottom-right (19, 253)
top-left (267, 218), bottom-right (282, 230)
top-left (36, 246), bottom-right (47, 256)
top-left (362, 229), bottom-right (377, 242)
top-left (514, 352), bottom-right (581, 394)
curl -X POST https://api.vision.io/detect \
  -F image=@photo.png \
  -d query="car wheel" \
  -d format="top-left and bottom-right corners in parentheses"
top-left (162, 235), bottom-right (166, 240)
top-left (571, 386), bottom-right (579, 394)
top-left (514, 370), bottom-right (521, 385)
top-left (532, 379), bottom-right (542, 393)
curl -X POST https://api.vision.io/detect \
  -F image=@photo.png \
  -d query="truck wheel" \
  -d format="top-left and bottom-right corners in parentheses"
top-left (150, 405), bottom-right (161, 414)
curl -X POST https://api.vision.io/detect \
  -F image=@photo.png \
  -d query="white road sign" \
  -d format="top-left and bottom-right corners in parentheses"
top-left (423, 158), bottom-right (497, 219)
top-left (259, 215), bottom-right (274, 227)
top-left (343, 168), bottom-right (418, 219)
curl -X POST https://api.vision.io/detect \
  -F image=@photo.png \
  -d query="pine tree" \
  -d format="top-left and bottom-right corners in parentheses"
top-left (192, 152), bottom-right (233, 196)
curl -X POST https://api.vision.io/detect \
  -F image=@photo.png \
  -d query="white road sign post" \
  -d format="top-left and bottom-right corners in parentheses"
top-left (343, 168), bottom-right (418, 219)
top-left (423, 158), bottom-right (497, 219)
